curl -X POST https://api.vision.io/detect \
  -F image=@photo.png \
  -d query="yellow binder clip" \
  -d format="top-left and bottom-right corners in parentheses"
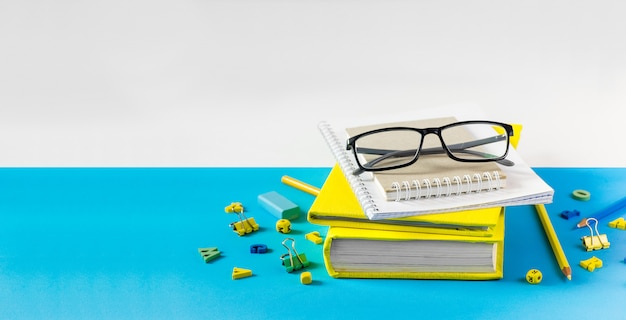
top-left (581, 218), bottom-right (610, 251)
top-left (225, 202), bottom-right (259, 236)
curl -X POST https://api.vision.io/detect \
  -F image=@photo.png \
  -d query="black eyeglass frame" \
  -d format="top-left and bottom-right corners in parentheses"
top-left (345, 120), bottom-right (515, 174)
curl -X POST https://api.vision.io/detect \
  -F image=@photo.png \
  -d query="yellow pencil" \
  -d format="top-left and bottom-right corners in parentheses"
top-left (535, 204), bottom-right (572, 280)
top-left (281, 175), bottom-right (320, 196)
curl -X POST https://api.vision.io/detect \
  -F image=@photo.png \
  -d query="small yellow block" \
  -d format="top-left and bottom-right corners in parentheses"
top-left (232, 267), bottom-right (253, 280)
top-left (608, 217), bottom-right (626, 230)
top-left (305, 231), bottom-right (323, 244)
top-left (225, 202), bottom-right (244, 213)
top-left (300, 271), bottom-right (312, 285)
top-left (525, 269), bottom-right (542, 284)
top-left (580, 256), bottom-right (603, 272)
top-left (275, 219), bottom-right (292, 234)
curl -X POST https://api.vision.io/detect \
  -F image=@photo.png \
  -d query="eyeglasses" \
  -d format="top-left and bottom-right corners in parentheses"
top-left (346, 120), bottom-right (515, 175)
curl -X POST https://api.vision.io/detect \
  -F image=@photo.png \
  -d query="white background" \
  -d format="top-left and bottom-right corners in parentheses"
top-left (1, 0), bottom-right (625, 167)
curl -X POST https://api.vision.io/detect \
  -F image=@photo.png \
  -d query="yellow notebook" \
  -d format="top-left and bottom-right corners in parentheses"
top-left (308, 164), bottom-right (503, 237)
top-left (322, 211), bottom-right (505, 280)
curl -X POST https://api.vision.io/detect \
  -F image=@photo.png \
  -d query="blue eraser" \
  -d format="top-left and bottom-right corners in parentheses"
top-left (257, 191), bottom-right (300, 220)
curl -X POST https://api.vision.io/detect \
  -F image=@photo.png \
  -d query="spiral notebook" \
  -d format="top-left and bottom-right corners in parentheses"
top-left (317, 105), bottom-right (554, 220)
top-left (345, 116), bottom-right (507, 202)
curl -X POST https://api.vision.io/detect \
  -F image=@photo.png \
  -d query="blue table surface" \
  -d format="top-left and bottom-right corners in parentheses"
top-left (1, 167), bottom-right (625, 320)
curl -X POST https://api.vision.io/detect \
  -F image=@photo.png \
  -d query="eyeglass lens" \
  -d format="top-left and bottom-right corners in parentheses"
top-left (440, 123), bottom-right (509, 161)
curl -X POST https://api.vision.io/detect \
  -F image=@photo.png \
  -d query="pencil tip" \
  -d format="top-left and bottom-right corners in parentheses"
top-left (563, 267), bottom-right (572, 280)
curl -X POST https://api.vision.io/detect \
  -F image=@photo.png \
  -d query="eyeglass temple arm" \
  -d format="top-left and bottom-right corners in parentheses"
top-left (353, 148), bottom-right (513, 175)
top-left (430, 134), bottom-right (508, 154)
top-left (356, 134), bottom-right (506, 156)
top-left (352, 134), bottom-right (513, 175)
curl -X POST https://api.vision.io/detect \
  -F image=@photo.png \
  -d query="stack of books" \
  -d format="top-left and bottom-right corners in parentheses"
top-left (309, 165), bottom-right (506, 280)
top-left (308, 106), bottom-right (554, 280)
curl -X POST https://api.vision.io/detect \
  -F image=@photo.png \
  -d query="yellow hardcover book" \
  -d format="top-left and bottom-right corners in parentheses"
top-left (322, 210), bottom-right (505, 280)
top-left (308, 164), bottom-right (503, 237)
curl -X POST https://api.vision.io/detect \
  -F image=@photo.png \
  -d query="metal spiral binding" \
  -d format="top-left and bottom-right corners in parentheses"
top-left (318, 121), bottom-right (379, 213)
top-left (389, 171), bottom-right (503, 201)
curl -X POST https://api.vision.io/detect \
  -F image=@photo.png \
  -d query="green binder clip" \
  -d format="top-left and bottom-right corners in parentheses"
top-left (280, 238), bottom-right (309, 273)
